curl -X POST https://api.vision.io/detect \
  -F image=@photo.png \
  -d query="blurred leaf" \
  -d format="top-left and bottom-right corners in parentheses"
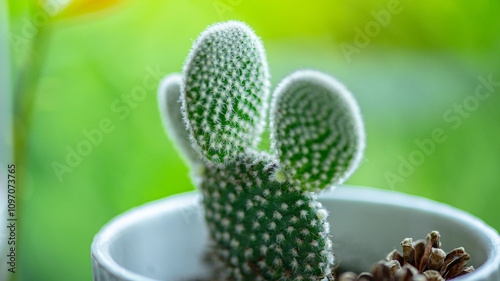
top-left (39, 0), bottom-right (127, 20)
top-left (7, 0), bottom-right (33, 19)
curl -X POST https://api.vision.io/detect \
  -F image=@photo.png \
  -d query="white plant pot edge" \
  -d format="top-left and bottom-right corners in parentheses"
top-left (327, 187), bottom-right (500, 280)
top-left (91, 191), bottom-right (204, 281)
top-left (91, 186), bottom-right (500, 281)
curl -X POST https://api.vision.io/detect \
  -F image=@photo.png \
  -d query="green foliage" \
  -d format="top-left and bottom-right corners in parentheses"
top-left (160, 21), bottom-right (364, 280)
top-left (7, 0), bottom-right (500, 280)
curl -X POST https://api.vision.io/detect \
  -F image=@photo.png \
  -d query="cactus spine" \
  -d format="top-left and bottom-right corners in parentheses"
top-left (158, 21), bottom-right (365, 281)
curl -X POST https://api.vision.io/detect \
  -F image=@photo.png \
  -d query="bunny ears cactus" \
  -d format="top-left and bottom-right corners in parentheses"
top-left (158, 21), bottom-right (365, 280)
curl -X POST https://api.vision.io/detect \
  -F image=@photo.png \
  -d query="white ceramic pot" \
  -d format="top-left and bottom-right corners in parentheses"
top-left (91, 186), bottom-right (500, 281)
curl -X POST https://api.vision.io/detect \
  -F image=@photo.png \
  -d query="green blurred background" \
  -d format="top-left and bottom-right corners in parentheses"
top-left (5, 0), bottom-right (500, 280)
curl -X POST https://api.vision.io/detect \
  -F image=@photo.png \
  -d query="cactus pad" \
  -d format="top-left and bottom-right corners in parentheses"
top-left (270, 70), bottom-right (365, 192)
top-left (202, 154), bottom-right (333, 280)
top-left (181, 21), bottom-right (270, 165)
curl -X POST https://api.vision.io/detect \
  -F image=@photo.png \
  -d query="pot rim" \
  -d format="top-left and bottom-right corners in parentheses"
top-left (91, 191), bottom-right (199, 281)
top-left (91, 186), bottom-right (500, 281)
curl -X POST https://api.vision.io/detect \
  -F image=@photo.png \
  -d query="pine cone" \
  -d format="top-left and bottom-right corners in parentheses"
top-left (338, 231), bottom-right (475, 281)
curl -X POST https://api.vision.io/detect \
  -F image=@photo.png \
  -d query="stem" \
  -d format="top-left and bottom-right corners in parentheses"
top-left (14, 25), bottom-right (52, 119)
top-left (12, 13), bottom-right (52, 281)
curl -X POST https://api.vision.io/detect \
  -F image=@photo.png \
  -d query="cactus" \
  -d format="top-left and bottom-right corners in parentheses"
top-left (158, 21), bottom-right (365, 281)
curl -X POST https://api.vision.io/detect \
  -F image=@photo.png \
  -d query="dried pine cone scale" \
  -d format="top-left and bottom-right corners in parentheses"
top-left (338, 231), bottom-right (475, 281)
